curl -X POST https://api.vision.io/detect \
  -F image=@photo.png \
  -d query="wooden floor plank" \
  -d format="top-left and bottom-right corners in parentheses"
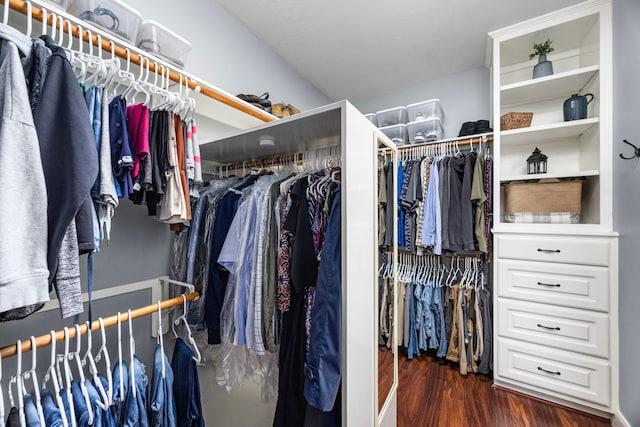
top-left (393, 353), bottom-right (612, 427)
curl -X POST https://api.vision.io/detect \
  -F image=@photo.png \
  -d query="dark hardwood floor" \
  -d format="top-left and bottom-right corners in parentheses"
top-left (395, 352), bottom-right (612, 427)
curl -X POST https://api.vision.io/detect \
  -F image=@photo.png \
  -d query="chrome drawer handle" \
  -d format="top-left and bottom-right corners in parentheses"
top-left (537, 323), bottom-right (561, 331)
top-left (537, 366), bottom-right (561, 376)
top-left (537, 248), bottom-right (561, 253)
top-left (537, 282), bottom-right (561, 288)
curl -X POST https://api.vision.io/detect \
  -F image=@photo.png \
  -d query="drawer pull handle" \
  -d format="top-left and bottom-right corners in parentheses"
top-left (537, 323), bottom-right (561, 331)
top-left (537, 282), bottom-right (561, 288)
top-left (537, 366), bottom-right (561, 376)
top-left (537, 248), bottom-right (561, 253)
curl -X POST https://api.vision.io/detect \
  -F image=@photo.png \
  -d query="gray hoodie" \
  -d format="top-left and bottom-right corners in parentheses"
top-left (0, 25), bottom-right (49, 312)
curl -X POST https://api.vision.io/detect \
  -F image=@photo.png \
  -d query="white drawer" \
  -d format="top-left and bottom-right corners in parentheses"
top-left (497, 259), bottom-right (609, 312)
top-left (497, 299), bottom-right (609, 358)
top-left (496, 234), bottom-right (611, 266)
top-left (497, 338), bottom-right (610, 406)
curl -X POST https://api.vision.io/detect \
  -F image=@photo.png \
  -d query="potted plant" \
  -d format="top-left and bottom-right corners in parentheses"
top-left (529, 38), bottom-right (554, 79)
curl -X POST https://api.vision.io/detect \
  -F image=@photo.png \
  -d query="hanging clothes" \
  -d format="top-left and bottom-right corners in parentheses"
top-left (149, 344), bottom-right (177, 427)
top-left (171, 338), bottom-right (204, 427)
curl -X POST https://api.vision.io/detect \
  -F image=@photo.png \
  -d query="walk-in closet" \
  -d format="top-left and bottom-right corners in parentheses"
top-left (0, 0), bottom-right (637, 426)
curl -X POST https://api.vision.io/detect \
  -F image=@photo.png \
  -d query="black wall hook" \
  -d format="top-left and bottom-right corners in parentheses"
top-left (620, 139), bottom-right (640, 160)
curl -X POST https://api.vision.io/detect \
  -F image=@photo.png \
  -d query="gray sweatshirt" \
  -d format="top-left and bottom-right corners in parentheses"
top-left (0, 26), bottom-right (50, 312)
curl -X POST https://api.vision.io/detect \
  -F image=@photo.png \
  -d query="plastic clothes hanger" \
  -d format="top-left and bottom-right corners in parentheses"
top-left (62, 328), bottom-right (77, 427)
top-left (93, 318), bottom-right (112, 406)
top-left (157, 302), bottom-right (166, 379)
top-left (42, 331), bottom-right (68, 427)
top-left (14, 340), bottom-right (26, 427)
top-left (0, 353), bottom-right (4, 427)
top-left (22, 337), bottom-right (45, 427)
top-left (71, 325), bottom-right (94, 426)
top-left (127, 309), bottom-right (137, 400)
top-left (40, 8), bottom-right (46, 36)
top-left (116, 312), bottom-right (124, 403)
top-left (25, 2), bottom-right (32, 38)
top-left (172, 295), bottom-right (202, 363)
top-left (82, 322), bottom-right (109, 410)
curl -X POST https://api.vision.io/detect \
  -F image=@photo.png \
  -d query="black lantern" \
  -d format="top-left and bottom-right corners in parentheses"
top-left (527, 147), bottom-right (547, 174)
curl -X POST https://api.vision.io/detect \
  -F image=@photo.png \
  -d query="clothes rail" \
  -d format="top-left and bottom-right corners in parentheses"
top-left (0, 292), bottom-right (199, 359)
top-left (1, 0), bottom-right (274, 123)
top-left (221, 152), bottom-right (304, 173)
top-left (378, 133), bottom-right (493, 155)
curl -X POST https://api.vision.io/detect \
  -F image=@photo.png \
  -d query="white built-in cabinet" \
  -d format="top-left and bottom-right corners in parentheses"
top-left (488, 0), bottom-right (618, 418)
top-left (199, 100), bottom-right (398, 427)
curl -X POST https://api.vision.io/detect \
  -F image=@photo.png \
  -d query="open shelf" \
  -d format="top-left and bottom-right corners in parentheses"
top-left (501, 65), bottom-right (599, 106)
top-left (501, 169), bottom-right (599, 183)
top-left (501, 118), bottom-right (599, 146)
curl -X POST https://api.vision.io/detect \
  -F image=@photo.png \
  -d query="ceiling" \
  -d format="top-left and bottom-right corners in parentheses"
top-left (216, 0), bottom-right (583, 102)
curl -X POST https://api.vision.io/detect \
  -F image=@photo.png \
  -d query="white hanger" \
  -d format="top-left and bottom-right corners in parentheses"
top-left (42, 331), bottom-right (68, 427)
top-left (82, 322), bottom-right (109, 411)
top-left (49, 12), bottom-right (56, 43)
top-left (172, 295), bottom-right (202, 363)
top-left (128, 309), bottom-right (137, 400)
top-left (0, 352), bottom-right (4, 427)
top-left (62, 328), bottom-right (77, 427)
top-left (15, 341), bottom-right (26, 427)
top-left (40, 7), bottom-right (46, 36)
top-left (25, 1), bottom-right (32, 38)
top-left (117, 312), bottom-right (124, 403)
top-left (93, 318), bottom-right (112, 406)
top-left (157, 302), bottom-right (166, 379)
top-left (22, 337), bottom-right (45, 427)
top-left (2, 0), bottom-right (9, 26)
top-left (72, 325), bottom-right (94, 426)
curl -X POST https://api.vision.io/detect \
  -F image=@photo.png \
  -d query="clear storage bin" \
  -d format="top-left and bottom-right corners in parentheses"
top-left (376, 106), bottom-right (407, 127)
top-left (364, 113), bottom-right (378, 127)
top-left (380, 124), bottom-right (409, 146)
top-left (67, 0), bottom-right (142, 42)
top-left (136, 20), bottom-right (192, 68)
top-left (406, 99), bottom-right (444, 122)
top-left (38, 0), bottom-right (68, 11)
top-left (407, 118), bottom-right (444, 142)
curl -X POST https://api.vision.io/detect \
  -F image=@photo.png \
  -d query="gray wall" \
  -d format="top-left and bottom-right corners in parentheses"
top-left (612, 0), bottom-right (640, 424)
top-left (352, 67), bottom-right (491, 140)
top-left (124, 0), bottom-right (331, 111)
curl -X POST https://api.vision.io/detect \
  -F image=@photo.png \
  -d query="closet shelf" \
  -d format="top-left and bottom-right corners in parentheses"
top-left (501, 118), bottom-right (599, 146)
top-left (6, 0), bottom-right (275, 133)
top-left (500, 169), bottom-right (599, 183)
top-left (501, 65), bottom-right (599, 106)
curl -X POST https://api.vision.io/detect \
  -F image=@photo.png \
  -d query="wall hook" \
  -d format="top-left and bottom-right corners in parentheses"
top-left (619, 139), bottom-right (640, 160)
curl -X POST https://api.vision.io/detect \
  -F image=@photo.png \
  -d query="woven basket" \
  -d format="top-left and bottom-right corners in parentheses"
top-left (505, 180), bottom-right (582, 213)
top-left (500, 112), bottom-right (533, 130)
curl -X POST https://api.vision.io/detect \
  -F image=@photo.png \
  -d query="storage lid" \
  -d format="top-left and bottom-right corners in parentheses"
top-left (406, 98), bottom-right (441, 109)
top-left (375, 106), bottom-right (406, 115)
top-left (138, 20), bottom-right (192, 50)
top-left (68, 0), bottom-right (143, 20)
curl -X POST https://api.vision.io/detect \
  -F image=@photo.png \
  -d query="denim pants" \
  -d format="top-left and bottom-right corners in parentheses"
top-left (171, 338), bottom-right (204, 427)
top-left (112, 360), bottom-right (129, 425)
top-left (149, 344), bottom-right (177, 427)
top-left (23, 394), bottom-right (41, 427)
top-left (123, 356), bottom-right (149, 427)
top-left (41, 389), bottom-right (65, 427)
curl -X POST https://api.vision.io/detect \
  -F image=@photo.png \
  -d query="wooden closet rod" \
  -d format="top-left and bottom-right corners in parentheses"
top-left (2, 0), bottom-right (274, 123)
top-left (0, 291), bottom-right (199, 359)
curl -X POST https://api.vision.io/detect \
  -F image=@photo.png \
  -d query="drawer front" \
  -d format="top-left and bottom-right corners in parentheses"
top-left (496, 234), bottom-right (611, 266)
top-left (497, 259), bottom-right (609, 312)
top-left (497, 338), bottom-right (610, 406)
top-left (497, 299), bottom-right (609, 358)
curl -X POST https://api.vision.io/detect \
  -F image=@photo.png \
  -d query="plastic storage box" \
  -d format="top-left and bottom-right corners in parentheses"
top-left (364, 113), bottom-right (378, 127)
top-left (407, 99), bottom-right (444, 122)
top-left (136, 20), bottom-right (192, 68)
top-left (407, 117), bottom-right (444, 142)
top-left (380, 124), bottom-right (408, 146)
top-left (376, 106), bottom-right (407, 127)
top-left (38, 0), bottom-right (68, 11)
top-left (67, 0), bottom-right (142, 42)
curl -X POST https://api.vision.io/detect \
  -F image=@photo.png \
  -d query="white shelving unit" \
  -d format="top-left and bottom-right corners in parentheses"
top-left (488, 0), bottom-right (618, 420)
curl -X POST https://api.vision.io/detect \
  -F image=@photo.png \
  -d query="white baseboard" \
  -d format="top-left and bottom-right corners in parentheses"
top-left (612, 410), bottom-right (631, 427)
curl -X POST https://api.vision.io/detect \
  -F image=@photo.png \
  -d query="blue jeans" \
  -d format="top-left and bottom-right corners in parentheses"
top-left (112, 360), bottom-right (129, 425)
top-left (149, 344), bottom-right (177, 427)
top-left (171, 338), bottom-right (204, 427)
top-left (123, 356), bottom-right (149, 427)
top-left (304, 188), bottom-right (341, 413)
top-left (23, 393), bottom-right (41, 427)
top-left (41, 389), bottom-right (65, 427)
